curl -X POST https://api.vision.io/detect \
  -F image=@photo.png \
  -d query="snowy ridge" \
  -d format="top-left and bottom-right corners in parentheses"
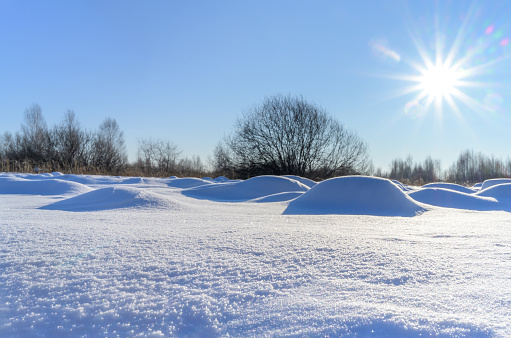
top-left (284, 176), bottom-right (427, 216)
top-left (408, 187), bottom-right (500, 211)
top-left (40, 186), bottom-right (184, 212)
top-left (421, 182), bottom-right (476, 194)
top-left (182, 175), bottom-right (309, 202)
top-left (480, 178), bottom-right (511, 190)
top-left (0, 176), bottom-right (92, 196)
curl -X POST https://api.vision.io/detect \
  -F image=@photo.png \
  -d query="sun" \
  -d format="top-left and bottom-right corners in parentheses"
top-left (419, 62), bottom-right (460, 100)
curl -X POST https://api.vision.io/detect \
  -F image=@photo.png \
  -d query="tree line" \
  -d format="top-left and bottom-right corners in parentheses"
top-left (0, 104), bottom-right (209, 177)
top-left (379, 151), bottom-right (511, 185)
top-left (1, 104), bottom-right (127, 174)
top-left (1, 97), bottom-right (510, 184)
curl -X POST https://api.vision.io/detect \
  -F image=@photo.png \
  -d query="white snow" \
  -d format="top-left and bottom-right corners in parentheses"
top-left (481, 178), bottom-right (511, 190)
top-left (167, 177), bottom-right (215, 189)
top-left (284, 176), bottom-right (427, 216)
top-left (40, 186), bottom-right (184, 212)
top-left (0, 176), bottom-right (92, 196)
top-left (422, 182), bottom-right (476, 194)
top-left (182, 175), bottom-right (309, 202)
top-left (408, 188), bottom-right (501, 211)
top-left (1, 173), bottom-right (510, 336)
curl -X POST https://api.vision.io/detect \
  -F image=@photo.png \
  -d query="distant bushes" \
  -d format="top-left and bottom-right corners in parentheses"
top-left (383, 155), bottom-right (442, 185)
top-left (444, 150), bottom-right (511, 184)
top-left (378, 151), bottom-right (511, 185)
top-left (0, 104), bottom-right (209, 177)
top-left (0, 105), bottom-right (127, 174)
top-left (1, 102), bottom-right (510, 184)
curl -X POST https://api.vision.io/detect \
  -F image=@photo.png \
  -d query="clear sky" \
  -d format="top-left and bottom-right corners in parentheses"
top-left (1, 0), bottom-right (510, 171)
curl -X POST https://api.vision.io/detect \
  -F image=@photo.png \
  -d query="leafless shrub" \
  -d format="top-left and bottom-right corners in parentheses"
top-left (226, 94), bottom-right (371, 179)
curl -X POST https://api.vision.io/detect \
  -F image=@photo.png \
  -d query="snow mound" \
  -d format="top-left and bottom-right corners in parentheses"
top-left (391, 180), bottom-right (414, 191)
top-left (477, 183), bottom-right (511, 204)
top-left (167, 177), bottom-right (215, 189)
top-left (422, 182), bottom-right (475, 194)
top-left (213, 176), bottom-right (230, 183)
top-left (0, 177), bottom-right (92, 196)
top-left (284, 176), bottom-right (427, 216)
top-left (283, 175), bottom-right (317, 188)
top-left (40, 186), bottom-right (182, 211)
top-left (118, 177), bottom-right (145, 184)
top-left (182, 175), bottom-right (309, 202)
top-left (472, 182), bottom-right (483, 190)
top-left (251, 191), bottom-right (304, 203)
top-left (57, 174), bottom-right (122, 185)
top-left (481, 178), bottom-right (511, 190)
top-left (408, 188), bottom-right (499, 211)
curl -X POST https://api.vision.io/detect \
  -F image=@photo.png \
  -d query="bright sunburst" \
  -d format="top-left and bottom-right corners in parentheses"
top-left (387, 3), bottom-right (511, 121)
top-left (419, 62), bottom-right (460, 100)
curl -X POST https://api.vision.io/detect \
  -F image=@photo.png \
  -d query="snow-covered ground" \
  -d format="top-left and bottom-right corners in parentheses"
top-left (1, 173), bottom-right (510, 337)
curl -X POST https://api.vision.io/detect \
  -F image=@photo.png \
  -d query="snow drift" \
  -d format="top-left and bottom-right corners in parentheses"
top-left (282, 175), bottom-right (317, 188)
top-left (40, 186), bottom-right (183, 211)
top-left (481, 178), bottom-right (511, 190)
top-left (408, 187), bottom-right (499, 211)
top-left (422, 182), bottom-right (475, 194)
top-left (167, 177), bottom-right (215, 189)
top-left (477, 183), bottom-right (511, 206)
top-left (0, 176), bottom-right (92, 196)
top-left (284, 176), bottom-right (427, 216)
top-left (182, 175), bottom-right (309, 202)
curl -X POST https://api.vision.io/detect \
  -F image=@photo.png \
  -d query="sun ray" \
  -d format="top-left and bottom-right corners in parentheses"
top-left (387, 5), bottom-right (511, 123)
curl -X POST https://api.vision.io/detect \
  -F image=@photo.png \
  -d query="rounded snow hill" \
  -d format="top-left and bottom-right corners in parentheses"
top-left (57, 174), bottom-right (122, 185)
top-left (283, 175), bottom-right (317, 188)
top-left (472, 182), bottom-right (483, 189)
top-left (477, 183), bottom-right (511, 205)
top-left (421, 182), bottom-right (475, 194)
top-left (481, 178), bottom-right (511, 190)
top-left (182, 175), bottom-right (309, 202)
top-left (283, 176), bottom-right (427, 216)
top-left (40, 186), bottom-right (183, 212)
top-left (391, 180), bottom-right (411, 191)
top-left (167, 178), bottom-right (215, 189)
top-left (118, 177), bottom-right (146, 185)
top-left (0, 177), bottom-right (92, 196)
top-left (408, 188), bottom-right (499, 211)
top-left (213, 176), bottom-right (230, 183)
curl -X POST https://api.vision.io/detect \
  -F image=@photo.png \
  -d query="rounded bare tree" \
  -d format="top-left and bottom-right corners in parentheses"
top-left (227, 94), bottom-right (371, 179)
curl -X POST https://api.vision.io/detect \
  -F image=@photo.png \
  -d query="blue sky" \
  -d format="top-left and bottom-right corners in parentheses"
top-left (1, 0), bottom-right (510, 170)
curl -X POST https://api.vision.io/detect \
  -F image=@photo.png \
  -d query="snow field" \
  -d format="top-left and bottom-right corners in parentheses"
top-left (1, 173), bottom-right (511, 336)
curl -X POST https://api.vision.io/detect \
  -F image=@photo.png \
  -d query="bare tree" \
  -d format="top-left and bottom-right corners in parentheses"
top-left (178, 155), bottom-right (206, 177)
top-left (227, 94), bottom-right (370, 179)
top-left (91, 118), bottom-right (127, 173)
top-left (50, 110), bottom-right (92, 170)
top-left (137, 138), bottom-right (181, 175)
top-left (212, 141), bottom-right (235, 178)
top-left (19, 104), bottom-right (50, 162)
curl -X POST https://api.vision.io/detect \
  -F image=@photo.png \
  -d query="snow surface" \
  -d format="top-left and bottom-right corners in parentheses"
top-left (284, 176), bottom-right (427, 216)
top-left (0, 176), bottom-right (92, 196)
top-left (481, 178), bottom-right (511, 190)
top-left (182, 176), bottom-right (309, 202)
top-left (408, 188), bottom-right (501, 211)
top-left (1, 173), bottom-right (511, 336)
top-left (422, 182), bottom-right (476, 194)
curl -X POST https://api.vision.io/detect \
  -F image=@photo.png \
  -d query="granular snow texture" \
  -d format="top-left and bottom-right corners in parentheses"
top-left (1, 173), bottom-right (510, 337)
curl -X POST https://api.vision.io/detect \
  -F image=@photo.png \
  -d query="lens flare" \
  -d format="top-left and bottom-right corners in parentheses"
top-left (483, 93), bottom-right (504, 112)
top-left (404, 101), bottom-right (423, 119)
top-left (387, 3), bottom-right (511, 122)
